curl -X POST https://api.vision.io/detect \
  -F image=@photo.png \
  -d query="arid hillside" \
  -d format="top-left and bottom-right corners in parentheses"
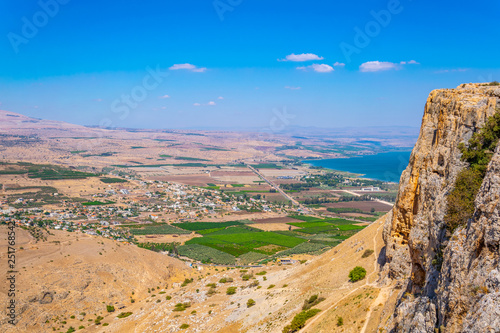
top-left (0, 226), bottom-right (191, 332)
top-left (1, 216), bottom-right (395, 333)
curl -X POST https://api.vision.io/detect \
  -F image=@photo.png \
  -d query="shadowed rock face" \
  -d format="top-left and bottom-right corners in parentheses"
top-left (381, 83), bottom-right (500, 332)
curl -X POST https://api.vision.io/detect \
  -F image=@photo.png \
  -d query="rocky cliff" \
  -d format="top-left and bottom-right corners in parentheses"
top-left (382, 83), bottom-right (500, 332)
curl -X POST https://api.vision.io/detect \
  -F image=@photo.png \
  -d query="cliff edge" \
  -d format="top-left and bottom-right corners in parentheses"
top-left (381, 83), bottom-right (500, 332)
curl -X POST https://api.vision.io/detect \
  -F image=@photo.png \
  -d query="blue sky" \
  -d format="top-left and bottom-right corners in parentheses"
top-left (1, 0), bottom-right (499, 130)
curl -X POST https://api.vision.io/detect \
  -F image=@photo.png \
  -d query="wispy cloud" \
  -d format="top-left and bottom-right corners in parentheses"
top-left (297, 63), bottom-right (334, 73)
top-left (434, 68), bottom-right (468, 74)
top-left (159, 94), bottom-right (170, 99)
top-left (169, 63), bottom-right (207, 72)
top-left (217, 96), bottom-right (224, 100)
top-left (359, 60), bottom-right (419, 72)
top-left (285, 86), bottom-right (301, 90)
top-left (280, 53), bottom-right (324, 62)
top-left (194, 101), bottom-right (216, 106)
top-left (333, 62), bottom-right (345, 67)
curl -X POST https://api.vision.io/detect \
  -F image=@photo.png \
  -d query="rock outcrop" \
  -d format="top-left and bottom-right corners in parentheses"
top-left (382, 83), bottom-right (500, 332)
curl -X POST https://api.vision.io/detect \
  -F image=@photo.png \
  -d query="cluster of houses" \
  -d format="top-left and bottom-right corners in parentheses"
top-left (0, 179), bottom-right (292, 242)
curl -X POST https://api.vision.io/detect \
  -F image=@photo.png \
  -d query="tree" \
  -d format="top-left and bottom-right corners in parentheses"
top-left (247, 299), bottom-right (256, 308)
top-left (348, 266), bottom-right (366, 282)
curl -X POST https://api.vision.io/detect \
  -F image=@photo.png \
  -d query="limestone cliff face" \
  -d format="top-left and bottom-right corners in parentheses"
top-left (382, 83), bottom-right (500, 332)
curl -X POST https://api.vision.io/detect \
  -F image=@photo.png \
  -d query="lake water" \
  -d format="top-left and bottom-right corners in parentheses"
top-left (303, 151), bottom-right (412, 183)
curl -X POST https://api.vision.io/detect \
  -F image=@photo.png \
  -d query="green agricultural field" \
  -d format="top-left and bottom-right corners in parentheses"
top-left (186, 227), bottom-right (307, 257)
top-left (206, 225), bottom-right (260, 235)
top-left (252, 163), bottom-right (283, 169)
top-left (150, 216), bottom-right (367, 264)
top-left (0, 170), bottom-right (27, 175)
top-left (271, 242), bottom-right (331, 258)
top-left (287, 222), bottom-right (332, 228)
top-left (173, 221), bottom-right (243, 231)
top-left (196, 227), bottom-right (226, 235)
top-left (137, 242), bottom-right (179, 252)
top-left (177, 244), bottom-right (236, 265)
top-left (174, 156), bottom-right (210, 161)
top-left (100, 177), bottom-right (128, 183)
top-left (209, 232), bottom-right (305, 248)
top-left (82, 200), bottom-right (115, 206)
top-left (22, 164), bottom-right (98, 180)
top-left (125, 223), bottom-right (191, 235)
top-left (288, 215), bottom-right (323, 222)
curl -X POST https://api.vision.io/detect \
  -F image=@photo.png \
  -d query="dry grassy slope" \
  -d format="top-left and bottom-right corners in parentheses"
top-left (272, 216), bottom-right (394, 333)
top-left (0, 226), bottom-right (191, 332)
top-left (228, 215), bottom-right (396, 333)
top-left (0, 217), bottom-right (394, 333)
top-left (90, 216), bottom-right (393, 333)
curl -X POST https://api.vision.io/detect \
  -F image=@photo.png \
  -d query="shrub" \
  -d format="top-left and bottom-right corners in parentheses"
top-left (349, 266), bottom-right (367, 282)
top-left (241, 274), bottom-right (253, 281)
top-left (207, 287), bottom-right (216, 296)
top-left (337, 316), bottom-right (343, 326)
top-left (219, 277), bottom-right (233, 283)
top-left (66, 327), bottom-right (76, 333)
top-left (362, 249), bottom-right (374, 258)
top-left (94, 316), bottom-right (104, 325)
top-left (248, 280), bottom-right (260, 288)
top-left (180, 324), bottom-right (190, 329)
top-left (445, 110), bottom-right (500, 232)
top-left (226, 287), bottom-right (237, 295)
top-left (445, 168), bottom-right (483, 232)
top-left (247, 299), bottom-right (256, 308)
top-left (173, 302), bottom-right (191, 311)
top-left (302, 294), bottom-right (325, 310)
top-left (256, 271), bottom-right (267, 275)
top-left (282, 309), bottom-right (321, 333)
top-left (267, 284), bottom-right (275, 289)
top-left (181, 278), bottom-right (194, 287)
top-left (106, 305), bottom-right (115, 312)
top-left (117, 312), bottom-right (132, 318)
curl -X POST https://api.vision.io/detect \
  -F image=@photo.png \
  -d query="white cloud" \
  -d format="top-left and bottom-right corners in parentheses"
top-left (434, 68), bottom-right (468, 74)
top-left (159, 94), bottom-right (170, 99)
top-left (333, 62), bottom-right (345, 67)
top-left (193, 103), bottom-right (201, 106)
top-left (297, 63), bottom-right (334, 73)
top-left (285, 86), bottom-right (301, 90)
top-left (359, 61), bottom-right (401, 72)
top-left (280, 53), bottom-right (324, 62)
top-left (360, 60), bottom-right (420, 72)
top-left (217, 96), bottom-right (224, 100)
top-left (207, 101), bottom-right (216, 106)
top-left (169, 63), bottom-right (207, 72)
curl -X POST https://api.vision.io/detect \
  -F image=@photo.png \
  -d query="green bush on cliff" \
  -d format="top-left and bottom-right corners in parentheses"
top-left (282, 309), bottom-right (321, 333)
top-left (445, 110), bottom-right (500, 232)
top-left (348, 266), bottom-right (367, 282)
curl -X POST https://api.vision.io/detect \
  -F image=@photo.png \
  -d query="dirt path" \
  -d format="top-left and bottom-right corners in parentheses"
top-left (301, 220), bottom-right (384, 332)
top-left (360, 284), bottom-right (393, 333)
